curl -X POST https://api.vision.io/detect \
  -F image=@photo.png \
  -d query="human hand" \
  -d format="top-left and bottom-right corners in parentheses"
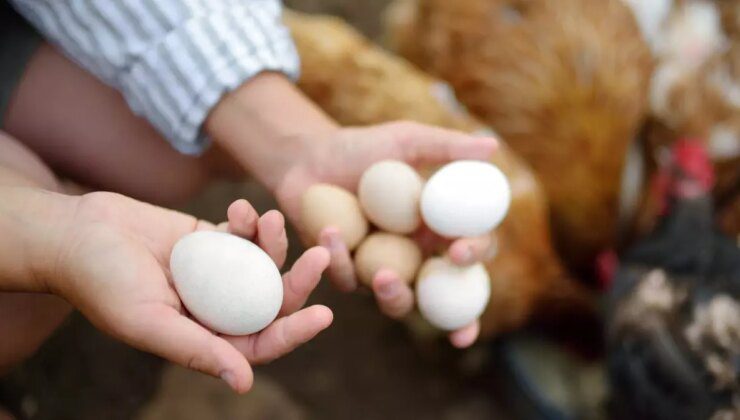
top-left (48, 192), bottom-right (331, 393)
top-left (206, 74), bottom-right (497, 348)
top-left (273, 121), bottom-right (498, 348)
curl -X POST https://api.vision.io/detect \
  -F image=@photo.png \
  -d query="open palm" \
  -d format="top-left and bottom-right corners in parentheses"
top-left (274, 122), bottom-right (498, 347)
top-left (53, 192), bottom-right (331, 393)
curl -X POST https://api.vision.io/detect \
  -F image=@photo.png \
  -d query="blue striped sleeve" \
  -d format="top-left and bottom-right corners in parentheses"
top-left (9, 0), bottom-right (300, 155)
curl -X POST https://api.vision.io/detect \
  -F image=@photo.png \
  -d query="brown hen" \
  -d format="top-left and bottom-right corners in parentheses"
top-left (385, 0), bottom-right (654, 274)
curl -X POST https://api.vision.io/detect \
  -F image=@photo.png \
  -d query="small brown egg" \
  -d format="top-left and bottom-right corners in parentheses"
top-left (358, 160), bottom-right (424, 234)
top-left (354, 232), bottom-right (423, 287)
top-left (301, 183), bottom-right (368, 250)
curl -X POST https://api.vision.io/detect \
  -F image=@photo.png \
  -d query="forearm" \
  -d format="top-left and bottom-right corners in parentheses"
top-left (11, 0), bottom-right (302, 156)
top-left (205, 72), bottom-right (338, 192)
top-left (0, 186), bottom-right (77, 293)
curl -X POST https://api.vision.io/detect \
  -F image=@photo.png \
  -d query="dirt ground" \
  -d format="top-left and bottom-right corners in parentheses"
top-left (0, 2), bottom-right (520, 419)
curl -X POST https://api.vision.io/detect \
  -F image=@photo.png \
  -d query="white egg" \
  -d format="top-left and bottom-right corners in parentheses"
top-left (421, 160), bottom-right (511, 238)
top-left (358, 160), bottom-right (424, 234)
top-left (170, 231), bottom-right (283, 335)
top-left (415, 258), bottom-right (491, 331)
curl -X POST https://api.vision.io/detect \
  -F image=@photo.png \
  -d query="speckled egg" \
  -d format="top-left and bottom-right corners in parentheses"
top-left (170, 231), bottom-right (283, 335)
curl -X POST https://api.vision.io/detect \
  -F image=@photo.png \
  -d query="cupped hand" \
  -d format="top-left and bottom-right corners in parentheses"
top-left (50, 192), bottom-right (331, 393)
top-left (273, 121), bottom-right (498, 347)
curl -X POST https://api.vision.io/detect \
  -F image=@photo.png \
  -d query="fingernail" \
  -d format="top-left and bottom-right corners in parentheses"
top-left (329, 233), bottom-right (344, 251)
top-left (220, 371), bottom-right (238, 390)
top-left (470, 129), bottom-right (498, 143)
top-left (482, 137), bottom-right (499, 153)
top-left (319, 232), bottom-right (334, 248)
top-left (319, 235), bottom-right (331, 248)
top-left (378, 281), bottom-right (398, 298)
top-left (459, 246), bottom-right (474, 265)
top-left (458, 139), bottom-right (497, 159)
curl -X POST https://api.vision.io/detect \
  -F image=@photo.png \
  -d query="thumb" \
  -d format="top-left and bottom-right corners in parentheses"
top-left (122, 305), bottom-right (254, 393)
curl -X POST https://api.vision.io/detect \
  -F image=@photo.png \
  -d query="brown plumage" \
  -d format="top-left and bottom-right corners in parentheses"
top-left (284, 11), bottom-right (596, 337)
top-left (718, 0), bottom-right (740, 40)
top-left (285, 10), bottom-right (476, 132)
top-left (385, 0), bottom-right (654, 273)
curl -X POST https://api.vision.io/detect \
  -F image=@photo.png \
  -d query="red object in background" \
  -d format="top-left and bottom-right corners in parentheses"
top-left (605, 135), bottom-right (740, 419)
top-left (672, 139), bottom-right (716, 191)
top-left (653, 168), bottom-right (673, 217)
top-left (596, 250), bottom-right (619, 291)
top-left (595, 140), bottom-right (714, 291)
top-left (652, 139), bottom-right (716, 216)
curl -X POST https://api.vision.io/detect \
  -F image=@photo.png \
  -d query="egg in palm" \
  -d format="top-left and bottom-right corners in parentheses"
top-left (169, 231), bottom-right (283, 336)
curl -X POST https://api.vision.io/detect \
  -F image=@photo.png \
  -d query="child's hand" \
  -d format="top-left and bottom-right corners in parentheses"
top-left (273, 122), bottom-right (498, 348)
top-left (51, 192), bottom-right (331, 393)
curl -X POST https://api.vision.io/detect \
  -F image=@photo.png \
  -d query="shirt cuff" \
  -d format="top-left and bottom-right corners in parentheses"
top-left (120, 3), bottom-right (300, 155)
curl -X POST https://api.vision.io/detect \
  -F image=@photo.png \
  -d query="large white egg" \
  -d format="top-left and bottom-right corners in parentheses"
top-left (420, 160), bottom-right (511, 238)
top-left (170, 231), bottom-right (283, 335)
top-left (415, 258), bottom-right (491, 331)
top-left (358, 160), bottom-right (424, 234)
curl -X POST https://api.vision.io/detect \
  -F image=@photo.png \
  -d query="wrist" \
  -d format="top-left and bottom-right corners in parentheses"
top-left (205, 72), bottom-right (338, 193)
top-left (0, 187), bottom-right (79, 293)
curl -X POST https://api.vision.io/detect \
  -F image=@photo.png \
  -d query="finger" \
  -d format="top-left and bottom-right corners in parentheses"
top-left (449, 321), bottom-right (480, 349)
top-left (372, 269), bottom-right (415, 319)
top-left (390, 122), bottom-right (498, 166)
top-left (227, 305), bottom-right (333, 365)
top-left (125, 304), bottom-right (253, 393)
top-left (194, 220), bottom-right (217, 231)
top-left (411, 225), bottom-right (451, 256)
top-left (256, 210), bottom-right (288, 268)
top-left (227, 199), bottom-right (259, 239)
top-left (319, 227), bottom-right (357, 292)
top-left (447, 234), bottom-right (496, 266)
top-left (280, 246), bottom-right (330, 315)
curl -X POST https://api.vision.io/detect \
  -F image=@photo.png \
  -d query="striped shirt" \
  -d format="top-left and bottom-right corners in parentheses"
top-left (9, 0), bottom-right (299, 154)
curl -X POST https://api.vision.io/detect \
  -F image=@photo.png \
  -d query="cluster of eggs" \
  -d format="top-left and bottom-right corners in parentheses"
top-left (167, 159), bottom-right (511, 336)
top-left (302, 159), bottom-right (512, 331)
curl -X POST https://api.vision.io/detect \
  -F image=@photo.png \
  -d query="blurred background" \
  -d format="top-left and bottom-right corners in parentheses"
top-left (1, 0), bottom-right (738, 419)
